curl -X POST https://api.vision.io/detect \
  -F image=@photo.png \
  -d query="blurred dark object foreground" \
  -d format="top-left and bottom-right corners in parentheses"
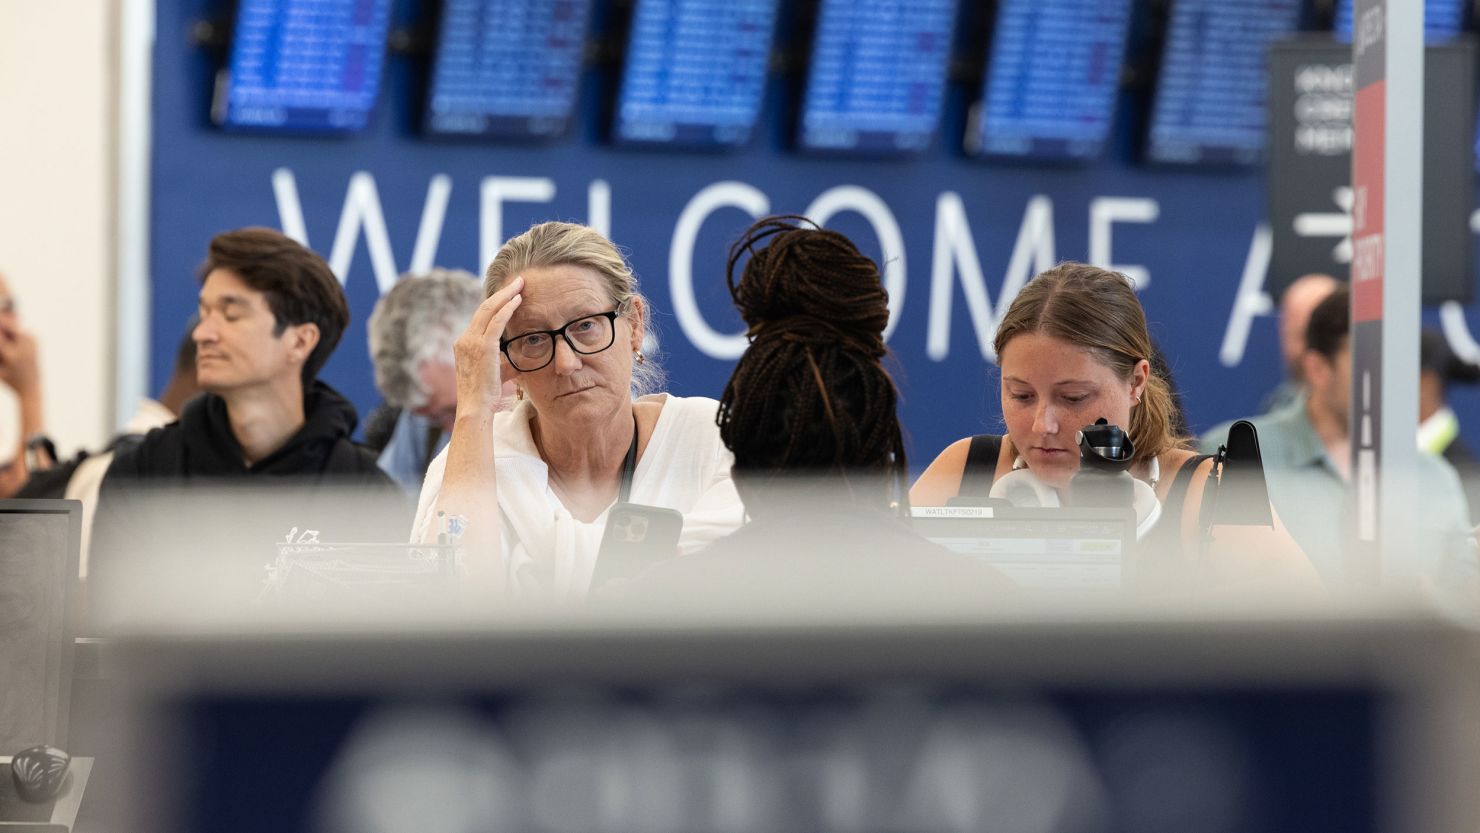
top-left (82, 605), bottom-right (1480, 833)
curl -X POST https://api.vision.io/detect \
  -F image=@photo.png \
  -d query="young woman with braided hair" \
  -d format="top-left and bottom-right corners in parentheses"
top-left (716, 215), bottom-right (908, 510)
top-left (632, 216), bottom-right (1011, 600)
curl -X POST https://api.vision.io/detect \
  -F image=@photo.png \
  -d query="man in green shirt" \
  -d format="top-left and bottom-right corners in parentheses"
top-left (1200, 288), bottom-right (1475, 590)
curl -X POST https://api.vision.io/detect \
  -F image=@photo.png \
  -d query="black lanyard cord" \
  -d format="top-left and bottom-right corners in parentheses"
top-left (618, 414), bottom-right (639, 503)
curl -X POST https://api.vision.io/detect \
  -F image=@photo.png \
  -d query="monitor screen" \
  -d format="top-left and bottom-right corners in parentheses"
top-left (911, 507), bottom-right (1133, 591)
top-left (1145, 0), bottom-right (1303, 166)
top-left (214, 0), bottom-right (394, 134)
top-left (613, 0), bottom-right (780, 148)
top-left (1334, 0), bottom-right (1465, 41)
top-left (424, 0), bottom-right (593, 138)
top-left (0, 501), bottom-right (80, 751)
top-left (797, 0), bottom-right (958, 154)
top-left (971, 0), bottom-right (1134, 162)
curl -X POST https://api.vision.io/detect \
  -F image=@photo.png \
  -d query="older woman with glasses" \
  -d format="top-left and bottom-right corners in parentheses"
top-left (412, 222), bottom-right (743, 599)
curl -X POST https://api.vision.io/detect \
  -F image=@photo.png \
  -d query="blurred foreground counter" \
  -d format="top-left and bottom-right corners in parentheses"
top-left (71, 596), bottom-right (1480, 833)
top-left (0, 755), bottom-right (93, 832)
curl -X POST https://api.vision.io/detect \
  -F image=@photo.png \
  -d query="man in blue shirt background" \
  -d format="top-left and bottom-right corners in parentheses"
top-left (366, 269), bottom-right (486, 494)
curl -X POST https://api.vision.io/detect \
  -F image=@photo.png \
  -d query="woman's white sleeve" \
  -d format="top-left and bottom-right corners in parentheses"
top-left (409, 446), bottom-right (450, 543)
top-left (676, 440), bottom-right (744, 555)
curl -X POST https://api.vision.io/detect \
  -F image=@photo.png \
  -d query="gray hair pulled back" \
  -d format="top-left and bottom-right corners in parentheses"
top-left (486, 221), bottom-right (664, 397)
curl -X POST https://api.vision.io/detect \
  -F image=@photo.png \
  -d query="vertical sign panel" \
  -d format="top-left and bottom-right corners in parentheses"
top-left (1350, 0), bottom-right (1424, 583)
top-left (1267, 41), bottom-right (1474, 304)
top-left (1349, 0), bottom-right (1385, 574)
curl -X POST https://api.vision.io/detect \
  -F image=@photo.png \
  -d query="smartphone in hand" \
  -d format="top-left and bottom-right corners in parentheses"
top-left (592, 502), bottom-right (683, 589)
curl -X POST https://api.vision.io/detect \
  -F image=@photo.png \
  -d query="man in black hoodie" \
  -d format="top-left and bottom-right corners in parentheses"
top-left (102, 227), bottom-right (387, 483)
top-left (91, 229), bottom-right (404, 615)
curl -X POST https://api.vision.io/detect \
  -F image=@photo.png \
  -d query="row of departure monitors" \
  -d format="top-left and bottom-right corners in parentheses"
top-left (214, 0), bottom-right (1474, 165)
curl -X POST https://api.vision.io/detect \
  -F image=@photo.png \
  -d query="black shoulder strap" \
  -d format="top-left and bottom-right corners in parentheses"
top-left (13, 459), bottom-right (84, 499)
top-left (618, 415), bottom-right (639, 503)
top-left (1164, 453), bottom-right (1213, 520)
top-left (958, 434), bottom-right (1003, 497)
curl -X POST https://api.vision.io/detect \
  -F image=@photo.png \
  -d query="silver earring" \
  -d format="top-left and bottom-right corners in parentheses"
top-left (635, 351), bottom-right (646, 365)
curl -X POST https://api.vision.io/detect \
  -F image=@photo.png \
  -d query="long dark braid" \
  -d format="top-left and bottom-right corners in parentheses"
top-left (717, 215), bottom-right (907, 503)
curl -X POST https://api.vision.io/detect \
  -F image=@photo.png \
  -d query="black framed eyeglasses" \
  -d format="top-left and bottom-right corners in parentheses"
top-left (500, 310), bottom-right (620, 372)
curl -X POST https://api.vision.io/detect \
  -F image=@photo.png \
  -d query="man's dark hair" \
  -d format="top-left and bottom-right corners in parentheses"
top-left (1305, 284), bottom-right (1350, 361)
top-left (1421, 327), bottom-right (1480, 386)
top-left (200, 227), bottom-right (348, 384)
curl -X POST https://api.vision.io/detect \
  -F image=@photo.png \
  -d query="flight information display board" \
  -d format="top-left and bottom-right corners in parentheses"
top-left (971, 0), bottom-right (1133, 162)
top-left (425, 0), bottom-right (593, 138)
top-left (797, 0), bottom-right (957, 154)
top-left (214, 0), bottom-right (393, 133)
top-left (1334, 0), bottom-right (1465, 40)
top-left (1145, 0), bottom-right (1302, 166)
top-left (614, 0), bottom-right (780, 148)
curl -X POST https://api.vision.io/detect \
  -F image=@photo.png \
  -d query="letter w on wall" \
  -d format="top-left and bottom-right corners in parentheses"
top-left (272, 168), bottom-right (452, 294)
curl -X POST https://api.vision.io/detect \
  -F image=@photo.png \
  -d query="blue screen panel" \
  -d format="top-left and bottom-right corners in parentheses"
top-left (1146, 0), bottom-right (1302, 166)
top-left (216, 0), bottom-right (393, 133)
top-left (614, 0), bottom-right (780, 148)
top-left (425, 0), bottom-right (592, 139)
top-left (972, 0), bottom-right (1133, 162)
top-left (1334, 0), bottom-right (1466, 40)
top-left (798, 0), bottom-right (958, 154)
top-left (181, 687), bottom-right (1383, 833)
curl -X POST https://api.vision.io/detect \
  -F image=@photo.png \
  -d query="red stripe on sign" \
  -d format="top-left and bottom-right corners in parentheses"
top-left (1351, 79), bottom-right (1385, 323)
top-left (1352, 239), bottom-right (1384, 320)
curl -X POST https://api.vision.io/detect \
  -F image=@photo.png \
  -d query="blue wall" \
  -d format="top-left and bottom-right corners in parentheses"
top-left (150, 0), bottom-right (1480, 470)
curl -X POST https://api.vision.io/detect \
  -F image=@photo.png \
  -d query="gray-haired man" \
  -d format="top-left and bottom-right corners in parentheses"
top-left (367, 269), bottom-right (486, 493)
